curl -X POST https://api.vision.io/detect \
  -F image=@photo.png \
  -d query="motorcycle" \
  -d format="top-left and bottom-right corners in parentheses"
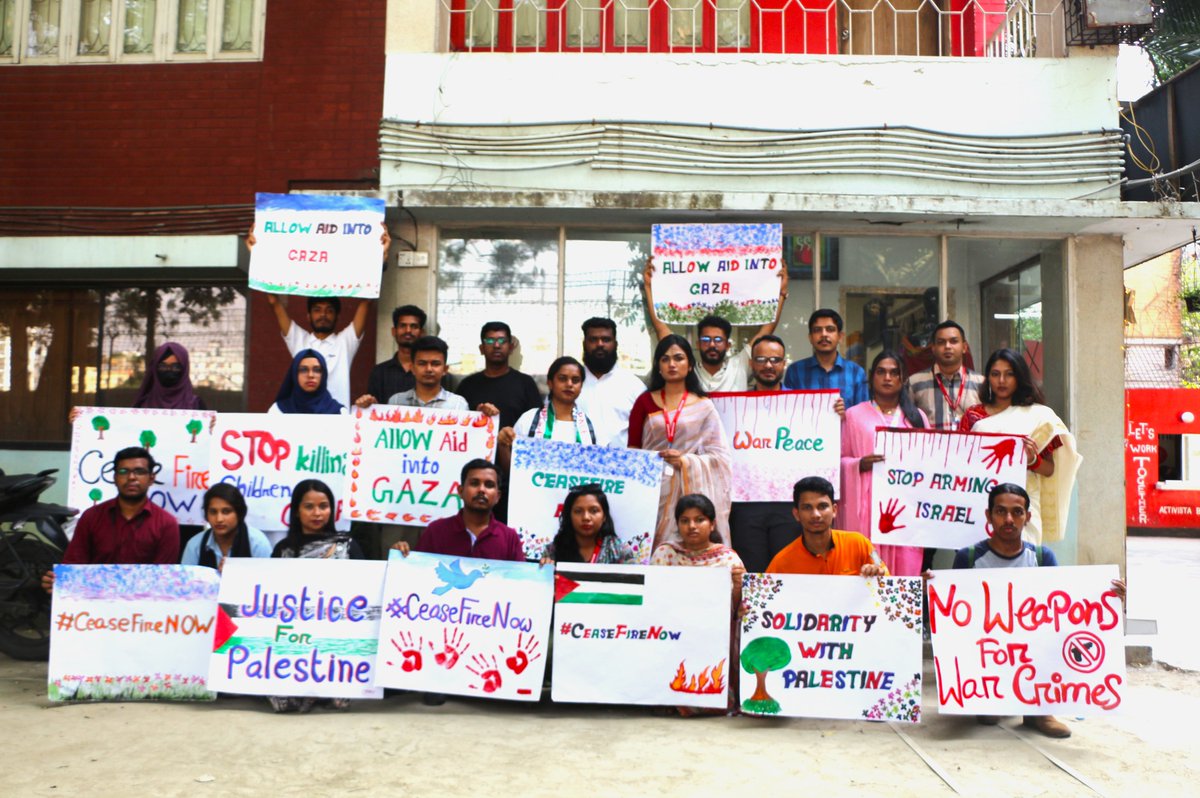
top-left (0, 469), bottom-right (75, 660)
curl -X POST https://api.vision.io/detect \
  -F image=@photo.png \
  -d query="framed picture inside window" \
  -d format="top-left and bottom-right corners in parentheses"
top-left (784, 235), bottom-right (839, 281)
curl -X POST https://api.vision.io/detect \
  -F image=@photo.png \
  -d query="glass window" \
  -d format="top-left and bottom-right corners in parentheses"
top-left (614, 0), bottom-right (648, 47)
top-left (463, 0), bottom-right (497, 48)
top-left (27, 0), bottom-right (61, 57)
top-left (124, 0), bottom-right (156, 54)
top-left (513, 0), bottom-right (545, 48)
top-left (1, 0), bottom-right (14, 57)
top-left (669, 0), bottom-right (702, 47)
top-left (220, 0), bottom-right (252, 51)
top-left (437, 232), bottom-right (560, 381)
top-left (715, 0), bottom-right (747, 48)
top-left (564, 0), bottom-right (601, 48)
top-left (564, 231), bottom-right (652, 376)
top-left (77, 0), bottom-right (111, 55)
top-left (175, 0), bottom-right (206, 53)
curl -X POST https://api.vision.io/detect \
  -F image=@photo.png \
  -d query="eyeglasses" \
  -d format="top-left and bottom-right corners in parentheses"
top-left (482, 337), bottom-right (509, 346)
top-left (752, 356), bottom-right (784, 365)
top-left (115, 468), bottom-right (151, 478)
top-left (698, 336), bottom-right (726, 344)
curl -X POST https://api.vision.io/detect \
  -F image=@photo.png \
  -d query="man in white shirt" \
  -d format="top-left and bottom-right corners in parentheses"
top-left (576, 317), bottom-right (646, 448)
top-left (269, 295), bottom-right (368, 409)
top-left (642, 258), bottom-right (788, 393)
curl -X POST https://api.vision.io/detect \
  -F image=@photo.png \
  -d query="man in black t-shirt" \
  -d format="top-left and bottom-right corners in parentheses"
top-left (456, 321), bottom-right (543, 430)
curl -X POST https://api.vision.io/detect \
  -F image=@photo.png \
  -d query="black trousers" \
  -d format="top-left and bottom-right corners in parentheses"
top-left (729, 501), bottom-right (798, 573)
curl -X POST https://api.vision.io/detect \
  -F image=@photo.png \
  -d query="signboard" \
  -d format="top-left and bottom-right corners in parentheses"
top-left (374, 552), bottom-right (553, 700)
top-left (507, 438), bottom-right (663, 561)
top-left (650, 223), bottom-right (783, 325)
top-left (710, 391), bottom-right (840, 502)
top-left (738, 574), bottom-right (922, 721)
top-left (208, 413), bottom-right (351, 531)
top-left (929, 565), bottom-right (1126, 716)
top-left (69, 407), bottom-right (215, 525)
top-left (346, 405), bottom-right (497, 525)
top-left (207, 558), bottom-right (385, 699)
top-left (48, 564), bottom-right (219, 701)
top-left (551, 564), bottom-right (731, 709)
top-left (250, 192), bottom-right (386, 298)
top-left (870, 429), bottom-right (1026, 549)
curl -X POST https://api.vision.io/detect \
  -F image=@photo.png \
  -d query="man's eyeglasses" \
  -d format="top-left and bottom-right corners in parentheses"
top-left (752, 356), bottom-right (784, 365)
top-left (115, 468), bottom-right (151, 478)
top-left (698, 336), bottom-right (726, 344)
top-left (483, 337), bottom-right (510, 346)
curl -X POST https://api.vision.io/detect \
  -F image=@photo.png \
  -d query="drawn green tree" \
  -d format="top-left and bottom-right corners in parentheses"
top-left (88, 488), bottom-right (103, 505)
top-left (185, 419), bottom-right (203, 443)
top-left (139, 430), bottom-right (157, 449)
top-left (740, 637), bottom-right (792, 715)
top-left (91, 415), bottom-right (110, 440)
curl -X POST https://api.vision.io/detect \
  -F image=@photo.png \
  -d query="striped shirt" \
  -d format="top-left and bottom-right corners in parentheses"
top-left (905, 367), bottom-right (985, 431)
top-left (782, 354), bottom-right (869, 407)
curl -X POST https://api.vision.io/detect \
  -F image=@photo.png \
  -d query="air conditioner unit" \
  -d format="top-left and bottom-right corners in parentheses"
top-left (1066, 0), bottom-right (1154, 46)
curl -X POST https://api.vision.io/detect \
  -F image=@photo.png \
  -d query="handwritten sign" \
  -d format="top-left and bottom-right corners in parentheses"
top-left (870, 430), bottom-right (1026, 549)
top-left (207, 413), bottom-right (351, 532)
top-left (48, 565), bottom-right (219, 701)
top-left (739, 574), bottom-right (922, 721)
top-left (207, 558), bottom-right (385, 699)
top-left (651, 223), bottom-right (782, 325)
top-left (250, 193), bottom-right (385, 298)
top-left (346, 405), bottom-right (497, 525)
top-left (710, 391), bottom-right (841, 502)
top-left (507, 438), bottom-right (663, 561)
top-left (68, 407), bottom-right (215, 525)
top-left (551, 564), bottom-right (731, 709)
top-left (929, 565), bottom-right (1125, 716)
top-left (374, 552), bottom-right (553, 700)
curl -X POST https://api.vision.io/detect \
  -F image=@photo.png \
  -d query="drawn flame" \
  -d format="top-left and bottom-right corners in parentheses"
top-left (668, 659), bottom-right (726, 694)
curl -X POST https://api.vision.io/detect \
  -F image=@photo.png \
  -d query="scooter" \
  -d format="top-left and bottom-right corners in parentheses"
top-left (0, 469), bottom-right (75, 660)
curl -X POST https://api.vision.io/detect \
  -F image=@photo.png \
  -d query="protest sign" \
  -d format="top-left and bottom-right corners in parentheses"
top-left (710, 391), bottom-right (840, 502)
top-left (869, 429), bottom-right (1026, 549)
top-left (650, 223), bottom-right (783, 325)
top-left (207, 558), bottom-right (385, 699)
top-left (551, 564), bottom-right (731, 709)
top-left (345, 405), bottom-right (497, 525)
top-left (208, 413), bottom-right (351, 531)
top-left (929, 565), bottom-right (1125, 716)
top-left (48, 565), bottom-right (218, 701)
top-left (738, 574), bottom-right (922, 721)
top-left (68, 407), bottom-right (215, 525)
top-left (507, 438), bottom-right (663, 561)
top-left (374, 552), bottom-right (553, 700)
top-left (249, 193), bottom-right (386, 298)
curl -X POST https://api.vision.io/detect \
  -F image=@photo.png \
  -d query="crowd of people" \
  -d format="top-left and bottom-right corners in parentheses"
top-left (51, 252), bottom-right (1116, 732)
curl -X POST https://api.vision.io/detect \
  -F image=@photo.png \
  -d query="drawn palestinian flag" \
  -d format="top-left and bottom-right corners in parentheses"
top-left (555, 570), bottom-right (644, 605)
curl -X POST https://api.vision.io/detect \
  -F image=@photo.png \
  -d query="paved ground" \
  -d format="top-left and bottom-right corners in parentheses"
top-left (1126, 535), bottom-right (1200, 671)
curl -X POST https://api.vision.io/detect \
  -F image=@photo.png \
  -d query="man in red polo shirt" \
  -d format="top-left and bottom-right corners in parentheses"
top-left (766, 476), bottom-right (887, 577)
top-left (42, 446), bottom-right (180, 592)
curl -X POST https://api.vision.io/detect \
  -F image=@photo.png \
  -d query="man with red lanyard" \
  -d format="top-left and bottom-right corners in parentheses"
top-left (905, 320), bottom-right (985, 431)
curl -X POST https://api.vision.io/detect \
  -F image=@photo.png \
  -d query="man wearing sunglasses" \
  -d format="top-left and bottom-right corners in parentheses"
top-left (643, 258), bottom-right (789, 392)
top-left (42, 447), bottom-right (180, 592)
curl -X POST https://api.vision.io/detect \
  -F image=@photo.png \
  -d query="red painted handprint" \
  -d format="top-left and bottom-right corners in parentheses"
top-left (467, 654), bottom-right (502, 693)
top-left (500, 634), bottom-right (542, 676)
top-left (388, 632), bottom-right (424, 672)
top-left (434, 628), bottom-right (469, 669)
top-left (980, 437), bottom-right (1017, 474)
top-left (877, 498), bottom-right (907, 534)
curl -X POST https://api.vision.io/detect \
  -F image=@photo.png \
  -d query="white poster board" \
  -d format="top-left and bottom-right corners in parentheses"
top-left (48, 564), bottom-right (219, 701)
top-left (374, 551), bottom-right (553, 700)
top-left (738, 574), bottom-right (923, 721)
top-left (710, 391), bottom-right (841, 501)
top-left (507, 438), bottom-right (663, 561)
top-left (551, 564), bottom-right (731, 709)
top-left (870, 429), bottom-right (1027, 549)
top-left (69, 407), bottom-right (215, 525)
top-left (250, 193), bottom-right (385, 298)
top-left (207, 558), bottom-right (385, 699)
top-left (208, 413), bottom-right (351, 531)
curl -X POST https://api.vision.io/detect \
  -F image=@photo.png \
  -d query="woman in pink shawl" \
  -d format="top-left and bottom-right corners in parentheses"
top-left (839, 350), bottom-right (927, 576)
top-left (629, 335), bottom-right (732, 549)
top-left (133, 342), bottom-right (205, 410)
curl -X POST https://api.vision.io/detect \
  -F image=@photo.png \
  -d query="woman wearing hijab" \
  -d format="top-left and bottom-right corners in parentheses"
top-left (68, 340), bottom-right (204, 422)
top-left (268, 349), bottom-right (346, 415)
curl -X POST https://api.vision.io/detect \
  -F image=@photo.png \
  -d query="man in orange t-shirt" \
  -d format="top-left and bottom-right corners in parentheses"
top-left (766, 476), bottom-right (888, 577)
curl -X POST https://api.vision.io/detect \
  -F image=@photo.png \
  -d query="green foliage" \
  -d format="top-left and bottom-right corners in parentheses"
top-left (1139, 0), bottom-right (1200, 84)
top-left (741, 696), bottom-right (783, 715)
top-left (1181, 248), bottom-right (1200, 385)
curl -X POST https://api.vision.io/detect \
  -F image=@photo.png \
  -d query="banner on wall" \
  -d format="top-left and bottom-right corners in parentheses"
top-left (374, 552), bottom-right (553, 700)
top-left (48, 565), bottom-right (219, 701)
top-left (869, 429), bottom-right (1026, 549)
top-left (345, 405), bottom-right (497, 526)
top-left (507, 438), bottom-right (663, 561)
top-left (738, 574), bottom-right (923, 721)
top-left (207, 558), bottom-right (385, 699)
top-left (650, 223), bottom-right (783, 325)
top-left (709, 391), bottom-right (840, 502)
top-left (208, 413), bottom-right (351, 531)
top-left (928, 565), bottom-right (1125, 716)
top-left (551, 564), bottom-right (731, 709)
top-left (249, 193), bottom-right (386, 298)
top-left (68, 407), bottom-right (216, 525)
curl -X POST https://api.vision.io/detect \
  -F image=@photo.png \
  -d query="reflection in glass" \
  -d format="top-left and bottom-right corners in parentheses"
top-left (221, 0), bottom-right (252, 51)
top-left (124, 0), bottom-right (156, 54)
top-left (176, 0), bottom-right (207, 53)
top-left (513, 0), bottom-right (545, 48)
top-left (670, 0), bottom-right (702, 47)
top-left (614, 0), bottom-right (648, 47)
top-left (77, 0), bottom-right (112, 55)
top-left (715, 0), bottom-right (748, 48)
top-left (0, 0), bottom-right (13, 56)
top-left (27, 0), bottom-right (61, 57)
